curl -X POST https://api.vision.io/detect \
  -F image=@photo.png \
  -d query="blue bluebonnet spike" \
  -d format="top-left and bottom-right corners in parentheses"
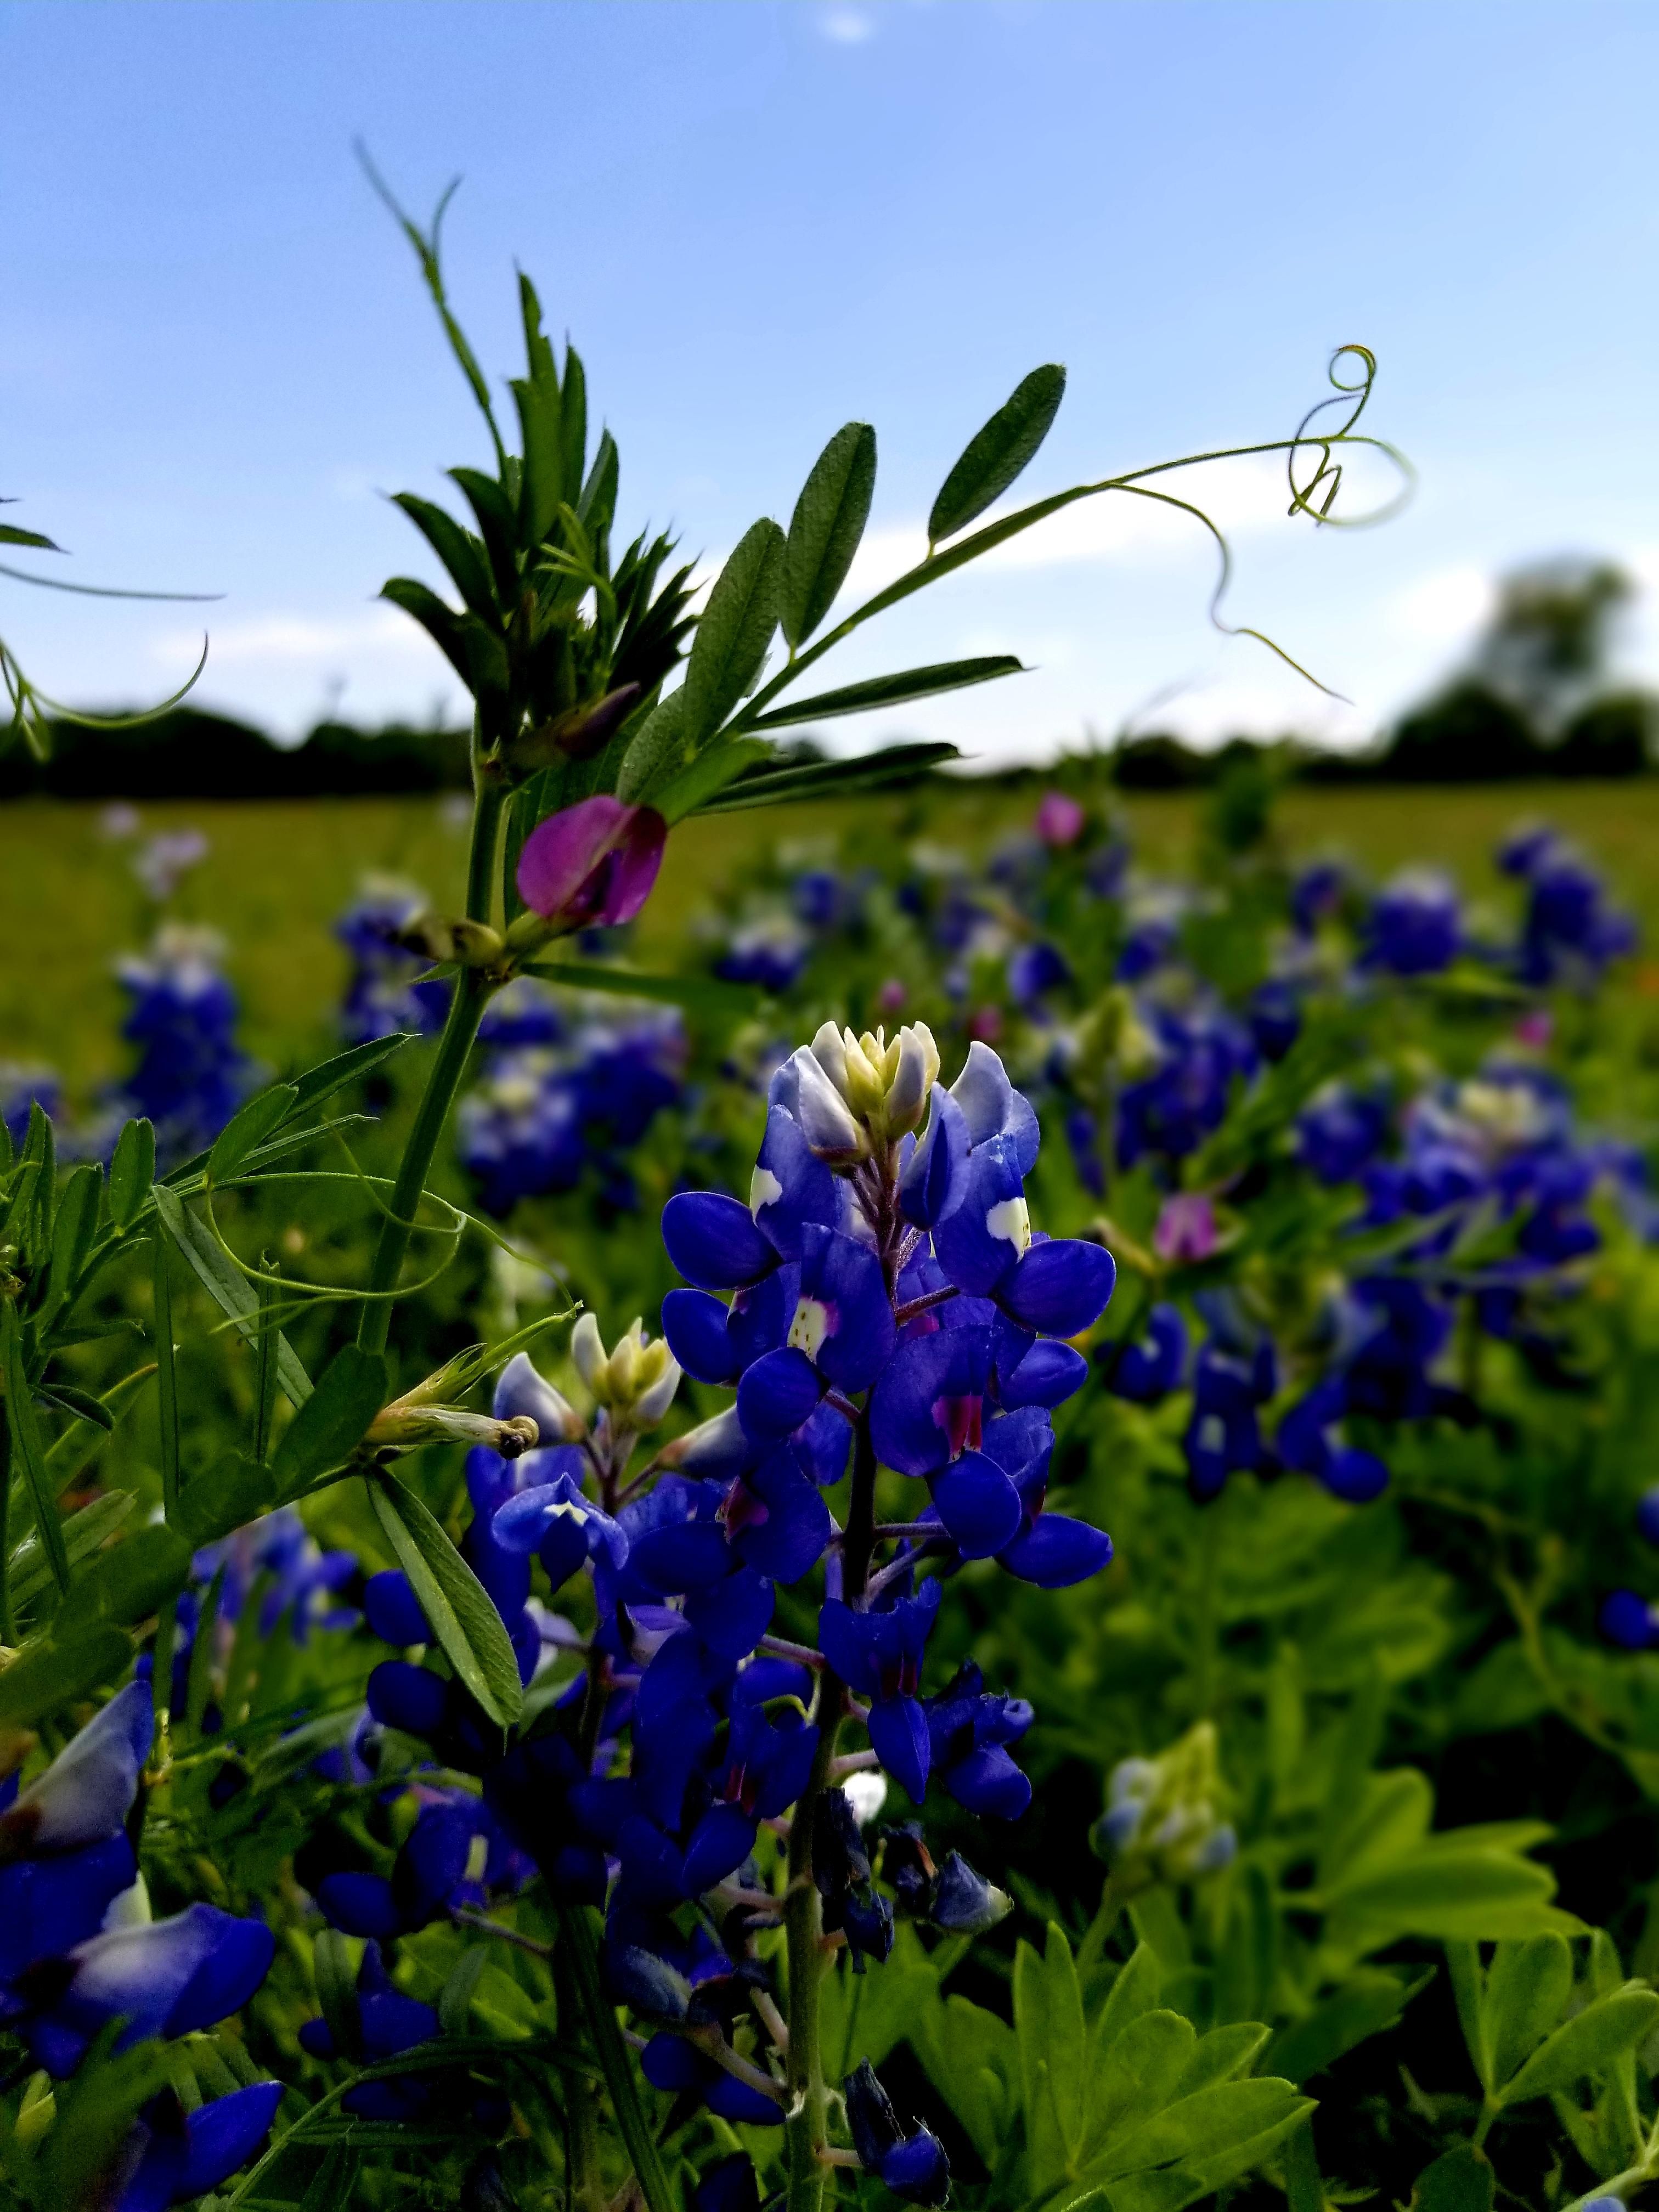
top-left (820, 1582), bottom-right (940, 1801)
top-left (662, 1192), bottom-right (780, 1290)
top-left (1364, 867), bottom-right (1460, 976)
top-left (1248, 977), bottom-right (1302, 1062)
top-left (1298, 1084), bottom-right (1392, 1185)
top-left (791, 1224), bottom-right (896, 1392)
top-left (752, 1103), bottom-right (846, 1255)
top-left (0, 1833), bottom-right (139, 1985)
top-left (996, 1235), bottom-right (1116, 1337)
top-left (844, 2058), bottom-right (950, 2207)
top-left (933, 1136), bottom-right (1030, 1295)
top-left (996, 1327), bottom-right (1088, 1409)
top-left (16, 1903), bottom-right (275, 2076)
top-left (1184, 1338), bottom-right (1277, 1502)
top-left (1639, 1487), bottom-right (1659, 1547)
top-left (925, 1662), bottom-right (1034, 1819)
top-left (949, 1039), bottom-right (1041, 1173)
top-left (113, 2081), bottom-right (284, 2212)
top-left (898, 1084), bottom-right (967, 1229)
top-left (1104, 1302), bottom-right (1188, 1403)
top-left (1278, 1379), bottom-right (1389, 1504)
top-left (364, 1569), bottom-right (431, 1647)
top-left (0, 1679), bottom-right (153, 1860)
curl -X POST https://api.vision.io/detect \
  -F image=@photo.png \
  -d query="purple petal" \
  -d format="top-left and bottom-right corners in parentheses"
top-left (996, 1515), bottom-right (1113, 1588)
top-left (931, 1452), bottom-right (1024, 1559)
top-left (867, 1695), bottom-right (931, 1802)
top-left (516, 797), bottom-right (667, 927)
top-left (663, 1192), bottom-right (780, 1290)
top-left (996, 1237), bottom-right (1116, 1338)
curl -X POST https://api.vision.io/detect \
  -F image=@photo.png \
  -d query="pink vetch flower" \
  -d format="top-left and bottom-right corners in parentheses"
top-left (1035, 791), bottom-right (1085, 848)
top-left (1153, 1191), bottom-right (1218, 1265)
top-left (1513, 1009), bottom-right (1554, 1050)
top-left (877, 978), bottom-right (907, 1014)
top-left (516, 797), bottom-right (667, 930)
top-left (965, 1005), bottom-right (1004, 1045)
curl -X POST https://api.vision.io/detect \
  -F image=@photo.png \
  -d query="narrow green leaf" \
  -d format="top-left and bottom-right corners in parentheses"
top-left (560, 345), bottom-right (588, 510)
top-left (0, 523), bottom-right (64, 551)
top-left (0, 1623), bottom-right (132, 1728)
top-left (46, 1363), bottom-right (156, 1496)
top-left (3, 1305), bottom-right (67, 1595)
top-left (153, 1234), bottom-right (180, 1522)
top-left (39, 1163), bottom-right (101, 1332)
top-left (366, 1470), bottom-right (523, 1729)
top-left (511, 370), bottom-right (564, 549)
top-left (252, 1271), bottom-right (282, 1466)
top-left (1444, 1942), bottom-right (1489, 2092)
top-left (1098, 2079), bottom-right (1308, 2183)
top-left (681, 519), bottom-right (785, 747)
top-left (652, 736), bottom-right (772, 825)
top-left (614, 687), bottom-right (687, 805)
top-left (287, 1030), bottom-right (415, 1118)
top-left (271, 1345), bottom-right (388, 1494)
top-left (35, 1382), bottom-right (115, 1431)
top-left (781, 421), bottom-right (877, 646)
top-left (108, 1118), bottom-right (155, 1230)
top-left (1176, 2023), bottom-right (1271, 2097)
top-left (578, 428), bottom-right (619, 534)
top-left (1042, 1922), bottom-right (1088, 2159)
top-left (208, 1085), bottom-right (299, 1183)
top-left (153, 1185), bottom-right (312, 1408)
top-left (521, 959), bottom-right (760, 1019)
top-left (928, 363), bottom-right (1066, 544)
top-left (439, 1945), bottom-right (490, 2037)
top-left (380, 577), bottom-right (474, 688)
top-left (750, 654), bottom-right (1024, 730)
top-left (555, 1901), bottom-right (678, 2212)
top-left (391, 492), bottom-right (500, 623)
top-left (1498, 1985), bottom-right (1659, 2107)
top-left (695, 738), bottom-right (958, 814)
top-left (56, 1523), bottom-right (192, 1638)
top-left (21, 1101), bottom-right (55, 1266)
top-left (9, 1490), bottom-right (134, 1611)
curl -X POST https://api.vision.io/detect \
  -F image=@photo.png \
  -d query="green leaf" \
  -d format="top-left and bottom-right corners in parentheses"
top-left (1323, 1846), bottom-right (1576, 1942)
top-left (0, 523), bottom-right (64, 551)
top-left (33, 1383), bottom-right (114, 1431)
top-left (521, 960), bottom-right (760, 1019)
top-left (153, 1184), bottom-right (312, 1408)
top-left (1084, 2008), bottom-right (1197, 2161)
top-left (749, 654), bottom-right (1024, 729)
top-left (1092, 1942), bottom-right (1164, 2051)
top-left (652, 736), bottom-right (772, 825)
top-left (1042, 1922), bottom-right (1088, 2159)
top-left (391, 492), bottom-right (500, 623)
top-left (208, 1085), bottom-right (299, 1182)
top-left (55, 1523), bottom-right (192, 1636)
top-left (781, 421), bottom-right (877, 646)
top-left (555, 1900), bottom-right (678, 2212)
top-left (366, 1470), bottom-right (524, 1729)
top-left (313, 1926), bottom-right (359, 2052)
top-left (40, 1162), bottom-right (103, 1330)
top-left (1097, 2079), bottom-right (1307, 2183)
top-left (1413, 2145), bottom-right (1496, 2212)
top-left (1485, 1934), bottom-right (1573, 2089)
top-left (108, 1117), bottom-right (155, 1229)
top-left (439, 1945), bottom-right (490, 2038)
top-left (9, 1489), bottom-right (134, 1611)
top-left (615, 687), bottom-right (688, 806)
top-left (270, 1344), bottom-right (388, 1494)
top-left (695, 738), bottom-right (958, 814)
top-left (928, 363), bottom-right (1066, 544)
top-left (153, 1233), bottom-right (180, 1523)
top-left (380, 577), bottom-right (473, 688)
top-left (1175, 2023), bottom-right (1271, 2096)
top-left (174, 1451), bottom-right (277, 1549)
top-left (1497, 1984), bottom-right (1659, 2107)
top-left (3, 1304), bottom-right (67, 1595)
top-left (287, 1030), bottom-right (416, 1117)
top-left (0, 1623), bottom-right (131, 1727)
top-left (681, 518), bottom-right (785, 747)
top-left (1444, 1942), bottom-right (1489, 2092)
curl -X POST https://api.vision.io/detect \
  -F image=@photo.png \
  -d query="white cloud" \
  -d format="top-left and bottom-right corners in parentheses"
top-left (149, 603), bottom-right (431, 671)
top-left (1386, 564), bottom-right (1495, 646)
top-left (819, 8), bottom-right (875, 41)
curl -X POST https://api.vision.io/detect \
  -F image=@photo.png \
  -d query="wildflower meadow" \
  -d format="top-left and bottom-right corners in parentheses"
top-left (8, 196), bottom-right (1659, 2212)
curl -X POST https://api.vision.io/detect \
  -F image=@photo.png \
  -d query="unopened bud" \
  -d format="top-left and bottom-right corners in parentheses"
top-left (394, 914), bottom-right (505, 969)
top-left (571, 1314), bottom-right (680, 1427)
top-left (366, 1403), bottom-right (540, 1457)
top-left (803, 1019), bottom-right (941, 1148)
top-left (1091, 1722), bottom-right (1234, 1887)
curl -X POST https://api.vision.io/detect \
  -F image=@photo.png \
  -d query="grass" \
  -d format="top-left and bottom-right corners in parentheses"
top-left (5, 778), bottom-right (1658, 1097)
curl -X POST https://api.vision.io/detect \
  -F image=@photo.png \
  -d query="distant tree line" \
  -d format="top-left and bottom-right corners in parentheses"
top-left (0, 710), bottom-right (472, 798)
top-left (4, 557), bottom-right (1652, 796)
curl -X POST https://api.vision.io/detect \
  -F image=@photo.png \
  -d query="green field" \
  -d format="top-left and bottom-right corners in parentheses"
top-left (5, 779), bottom-right (1658, 1096)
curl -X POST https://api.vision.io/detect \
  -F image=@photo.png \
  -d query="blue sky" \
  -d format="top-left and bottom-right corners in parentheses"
top-left (4, 0), bottom-right (1658, 765)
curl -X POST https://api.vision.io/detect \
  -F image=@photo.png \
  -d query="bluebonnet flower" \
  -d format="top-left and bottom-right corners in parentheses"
top-left (1248, 978), bottom-right (1302, 1062)
top-left (1290, 858), bottom-right (1349, 938)
top-left (813, 1785), bottom-right (894, 1968)
top-left (693, 2153), bottom-right (763, 2212)
top-left (844, 2058), bottom-right (950, 2206)
top-left (1102, 1302), bottom-right (1188, 1403)
top-left (1116, 1001), bottom-right (1257, 1170)
top-left (1008, 939), bottom-right (1070, 1010)
top-left (1091, 1723), bottom-right (1235, 1886)
top-left (314, 1790), bottom-right (527, 1938)
top-left (336, 878), bottom-right (453, 1043)
top-left (1599, 1590), bottom-right (1659, 1652)
top-left (111, 926), bottom-right (251, 1165)
top-left (1500, 828), bottom-right (1637, 988)
top-left (459, 1002), bottom-right (685, 1215)
top-left (1363, 868), bottom-right (1461, 977)
top-left (191, 1506), bottom-right (360, 1645)
top-left (1299, 1082), bottom-right (1392, 1186)
top-left (1184, 1304), bottom-right (1276, 1502)
top-left (923, 1661), bottom-right (1034, 1820)
top-left (108, 2082), bottom-right (283, 2212)
top-left (717, 912), bottom-right (812, 991)
top-left (880, 1822), bottom-right (1011, 1933)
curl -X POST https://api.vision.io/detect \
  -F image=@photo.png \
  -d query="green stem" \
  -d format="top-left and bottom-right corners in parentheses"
top-left (1193, 1497), bottom-right (1222, 1718)
top-left (785, 1417), bottom-right (875, 2212)
top-left (554, 1937), bottom-right (606, 2212)
top-left (0, 1398), bottom-right (11, 1644)
top-left (356, 772), bottom-right (504, 1358)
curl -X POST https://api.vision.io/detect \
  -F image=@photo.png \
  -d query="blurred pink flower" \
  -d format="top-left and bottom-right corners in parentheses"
top-left (1035, 791), bottom-right (1085, 848)
top-left (1514, 1009), bottom-right (1553, 1049)
top-left (1153, 1191), bottom-right (1218, 1265)
top-left (966, 1005), bottom-right (1004, 1045)
top-left (877, 978), bottom-right (907, 1013)
top-left (516, 797), bottom-right (666, 929)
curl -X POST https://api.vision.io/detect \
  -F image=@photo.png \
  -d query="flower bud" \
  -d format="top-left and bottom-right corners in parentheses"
top-left (366, 1403), bottom-right (540, 1457)
top-left (1090, 1721), bottom-right (1234, 1888)
top-left (571, 1314), bottom-right (681, 1428)
top-left (800, 1020), bottom-right (940, 1148)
